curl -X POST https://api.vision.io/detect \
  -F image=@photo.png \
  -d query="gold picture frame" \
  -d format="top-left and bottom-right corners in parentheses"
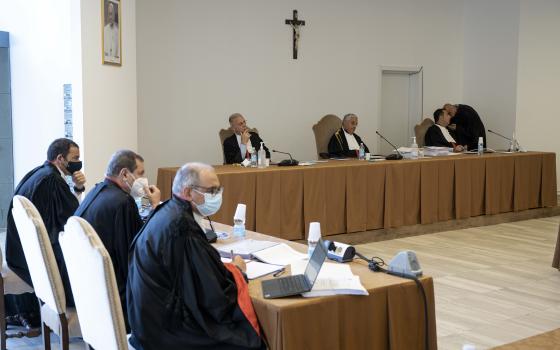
top-left (101, 0), bottom-right (122, 66)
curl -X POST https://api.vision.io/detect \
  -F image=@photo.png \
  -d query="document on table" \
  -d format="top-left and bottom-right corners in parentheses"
top-left (220, 258), bottom-right (283, 280)
top-left (290, 260), bottom-right (369, 297)
top-left (252, 243), bottom-right (308, 266)
top-left (215, 239), bottom-right (279, 259)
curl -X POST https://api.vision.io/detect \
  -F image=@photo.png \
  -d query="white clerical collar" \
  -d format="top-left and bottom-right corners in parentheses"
top-left (436, 124), bottom-right (456, 143)
top-left (343, 128), bottom-right (360, 151)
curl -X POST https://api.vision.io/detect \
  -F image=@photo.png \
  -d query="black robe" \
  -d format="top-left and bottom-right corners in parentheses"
top-left (6, 161), bottom-right (77, 313)
top-left (328, 128), bottom-right (370, 158)
top-left (223, 132), bottom-right (270, 164)
top-left (75, 178), bottom-right (143, 330)
top-left (424, 124), bottom-right (457, 148)
top-left (451, 104), bottom-right (486, 150)
top-left (127, 196), bottom-right (264, 350)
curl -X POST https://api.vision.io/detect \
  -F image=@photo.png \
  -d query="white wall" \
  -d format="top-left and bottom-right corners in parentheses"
top-left (463, 0), bottom-right (520, 150)
top-left (516, 0), bottom-right (560, 185)
top-left (137, 0), bottom-right (464, 182)
top-left (78, 0), bottom-right (138, 185)
top-left (0, 0), bottom-right (73, 183)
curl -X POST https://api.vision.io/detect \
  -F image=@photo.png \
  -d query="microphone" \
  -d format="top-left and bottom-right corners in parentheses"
top-left (272, 149), bottom-right (299, 166)
top-left (375, 131), bottom-right (403, 160)
top-left (487, 129), bottom-right (525, 152)
top-left (487, 129), bottom-right (511, 141)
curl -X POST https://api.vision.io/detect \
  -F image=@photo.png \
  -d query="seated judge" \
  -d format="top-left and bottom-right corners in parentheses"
top-left (223, 113), bottom-right (270, 164)
top-left (328, 113), bottom-right (369, 157)
top-left (425, 108), bottom-right (465, 152)
top-left (127, 162), bottom-right (265, 350)
top-left (75, 149), bottom-right (160, 329)
top-left (5, 138), bottom-right (86, 327)
top-left (443, 103), bottom-right (486, 151)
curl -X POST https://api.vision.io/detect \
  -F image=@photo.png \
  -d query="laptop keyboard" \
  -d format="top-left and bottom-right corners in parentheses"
top-left (280, 275), bottom-right (308, 292)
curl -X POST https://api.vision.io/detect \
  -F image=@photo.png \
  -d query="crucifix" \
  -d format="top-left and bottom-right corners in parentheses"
top-left (285, 10), bottom-right (305, 59)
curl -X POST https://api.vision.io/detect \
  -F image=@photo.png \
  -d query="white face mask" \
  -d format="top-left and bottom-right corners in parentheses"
top-left (130, 176), bottom-right (149, 199)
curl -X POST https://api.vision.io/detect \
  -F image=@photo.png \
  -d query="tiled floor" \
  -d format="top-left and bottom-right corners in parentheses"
top-left (2, 216), bottom-right (560, 349)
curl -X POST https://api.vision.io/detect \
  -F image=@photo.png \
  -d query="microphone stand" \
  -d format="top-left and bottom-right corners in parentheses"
top-left (375, 131), bottom-right (403, 160)
top-left (272, 149), bottom-right (299, 166)
top-left (487, 129), bottom-right (524, 152)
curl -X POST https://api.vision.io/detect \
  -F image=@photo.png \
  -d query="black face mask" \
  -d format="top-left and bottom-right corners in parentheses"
top-left (65, 160), bottom-right (82, 174)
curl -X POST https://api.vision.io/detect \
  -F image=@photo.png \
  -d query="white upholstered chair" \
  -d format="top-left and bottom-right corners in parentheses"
top-left (11, 195), bottom-right (81, 350)
top-left (61, 216), bottom-right (135, 350)
top-left (0, 245), bottom-right (37, 349)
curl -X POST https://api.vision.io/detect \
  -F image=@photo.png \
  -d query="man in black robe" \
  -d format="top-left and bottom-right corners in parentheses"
top-left (328, 113), bottom-right (369, 158)
top-left (75, 149), bottom-right (161, 329)
top-left (127, 162), bottom-right (265, 350)
top-left (425, 109), bottom-right (465, 152)
top-left (444, 103), bottom-right (486, 150)
top-left (5, 138), bottom-right (86, 327)
top-left (223, 113), bottom-right (270, 164)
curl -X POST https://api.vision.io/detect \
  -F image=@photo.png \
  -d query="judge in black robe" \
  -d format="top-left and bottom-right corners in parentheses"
top-left (5, 138), bottom-right (86, 325)
top-left (127, 162), bottom-right (265, 350)
top-left (328, 114), bottom-right (369, 158)
top-left (424, 108), bottom-right (465, 152)
top-left (444, 103), bottom-right (486, 150)
top-left (75, 150), bottom-right (160, 330)
top-left (223, 113), bottom-right (270, 164)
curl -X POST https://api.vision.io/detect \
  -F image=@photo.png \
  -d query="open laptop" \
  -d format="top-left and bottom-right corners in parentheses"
top-left (261, 239), bottom-right (328, 299)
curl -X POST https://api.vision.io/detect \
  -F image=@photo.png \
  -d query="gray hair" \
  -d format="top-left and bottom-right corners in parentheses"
top-left (106, 149), bottom-right (144, 176)
top-left (172, 162), bottom-right (214, 195)
top-left (228, 113), bottom-right (243, 124)
top-left (342, 113), bottom-right (358, 123)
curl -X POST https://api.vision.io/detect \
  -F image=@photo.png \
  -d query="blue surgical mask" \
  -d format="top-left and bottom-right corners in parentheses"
top-left (193, 190), bottom-right (223, 217)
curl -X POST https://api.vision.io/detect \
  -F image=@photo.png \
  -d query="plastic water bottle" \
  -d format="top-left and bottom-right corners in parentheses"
top-left (258, 142), bottom-right (266, 168)
top-left (410, 137), bottom-right (419, 159)
top-left (249, 149), bottom-right (257, 167)
top-left (308, 222), bottom-right (321, 258)
top-left (358, 143), bottom-right (365, 160)
top-left (477, 137), bottom-right (484, 156)
top-left (233, 218), bottom-right (246, 240)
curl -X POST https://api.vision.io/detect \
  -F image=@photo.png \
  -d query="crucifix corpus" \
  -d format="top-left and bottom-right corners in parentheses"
top-left (285, 10), bottom-right (305, 59)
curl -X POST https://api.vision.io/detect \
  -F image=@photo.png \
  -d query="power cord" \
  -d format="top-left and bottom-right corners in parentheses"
top-left (355, 252), bottom-right (430, 350)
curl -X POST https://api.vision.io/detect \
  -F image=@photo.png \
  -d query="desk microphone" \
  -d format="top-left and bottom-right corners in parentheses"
top-left (375, 131), bottom-right (403, 160)
top-left (487, 129), bottom-right (525, 152)
top-left (487, 129), bottom-right (512, 141)
top-left (272, 149), bottom-right (299, 166)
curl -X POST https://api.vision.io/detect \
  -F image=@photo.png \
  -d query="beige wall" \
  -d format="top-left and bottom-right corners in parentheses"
top-left (516, 0), bottom-right (560, 186)
top-left (136, 0), bottom-right (465, 182)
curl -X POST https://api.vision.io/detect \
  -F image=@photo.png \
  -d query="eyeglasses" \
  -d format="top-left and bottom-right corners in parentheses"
top-left (193, 185), bottom-right (223, 196)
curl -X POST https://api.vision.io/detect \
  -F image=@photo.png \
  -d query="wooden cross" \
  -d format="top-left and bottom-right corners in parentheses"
top-left (285, 10), bottom-right (305, 59)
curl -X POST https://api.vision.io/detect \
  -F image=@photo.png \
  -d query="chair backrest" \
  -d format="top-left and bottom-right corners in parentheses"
top-left (312, 114), bottom-right (342, 158)
top-left (11, 195), bottom-right (66, 313)
top-left (60, 217), bottom-right (128, 350)
top-left (218, 127), bottom-right (259, 164)
top-left (414, 118), bottom-right (435, 147)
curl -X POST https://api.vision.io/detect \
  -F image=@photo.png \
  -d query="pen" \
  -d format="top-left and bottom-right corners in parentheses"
top-left (273, 268), bottom-right (285, 278)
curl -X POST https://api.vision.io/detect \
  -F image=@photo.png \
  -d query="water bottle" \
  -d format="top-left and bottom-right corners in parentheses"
top-left (477, 137), bottom-right (484, 156)
top-left (249, 148), bottom-right (257, 167)
top-left (410, 137), bottom-right (419, 159)
top-left (233, 218), bottom-right (246, 240)
top-left (358, 143), bottom-right (365, 160)
top-left (308, 222), bottom-right (321, 258)
top-left (258, 142), bottom-right (266, 168)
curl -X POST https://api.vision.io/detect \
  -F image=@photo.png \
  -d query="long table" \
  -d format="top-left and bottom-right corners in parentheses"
top-left (157, 152), bottom-right (557, 240)
top-left (211, 221), bottom-right (437, 350)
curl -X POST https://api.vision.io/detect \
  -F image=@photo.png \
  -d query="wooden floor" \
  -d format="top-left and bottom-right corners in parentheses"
top-left (2, 215), bottom-right (560, 349)
top-left (357, 216), bottom-right (560, 350)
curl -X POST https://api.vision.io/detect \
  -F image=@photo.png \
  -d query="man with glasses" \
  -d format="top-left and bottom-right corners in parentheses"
top-left (127, 162), bottom-right (265, 349)
top-left (75, 149), bottom-right (160, 330)
top-left (223, 113), bottom-right (270, 164)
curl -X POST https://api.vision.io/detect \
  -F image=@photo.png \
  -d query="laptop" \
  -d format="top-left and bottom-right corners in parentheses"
top-left (261, 239), bottom-right (328, 299)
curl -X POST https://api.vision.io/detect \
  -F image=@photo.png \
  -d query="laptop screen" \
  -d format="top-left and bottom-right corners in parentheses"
top-left (304, 239), bottom-right (327, 285)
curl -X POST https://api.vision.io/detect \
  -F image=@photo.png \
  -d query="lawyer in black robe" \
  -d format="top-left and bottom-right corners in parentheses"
top-left (127, 196), bottom-right (264, 350)
top-left (5, 162), bottom-right (79, 321)
top-left (425, 125), bottom-right (457, 148)
top-left (75, 179), bottom-right (143, 328)
top-left (328, 128), bottom-right (370, 158)
top-left (223, 132), bottom-right (270, 164)
top-left (445, 103), bottom-right (486, 150)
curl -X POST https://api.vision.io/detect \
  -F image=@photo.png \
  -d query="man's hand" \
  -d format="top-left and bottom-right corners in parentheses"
top-left (453, 145), bottom-right (464, 153)
top-left (145, 185), bottom-right (161, 208)
top-left (241, 129), bottom-right (251, 145)
top-left (72, 171), bottom-right (86, 189)
top-left (232, 255), bottom-right (247, 273)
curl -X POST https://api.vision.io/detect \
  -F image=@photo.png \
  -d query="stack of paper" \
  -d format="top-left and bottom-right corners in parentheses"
top-left (221, 258), bottom-right (283, 280)
top-left (252, 243), bottom-right (308, 266)
top-left (215, 239), bottom-right (279, 259)
top-left (290, 260), bottom-right (368, 297)
top-left (423, 146), bottom-right (452, 157)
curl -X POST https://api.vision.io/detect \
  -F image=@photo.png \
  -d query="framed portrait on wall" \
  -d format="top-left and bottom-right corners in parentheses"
top-left (102, 0), bottom-right (121, 65)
